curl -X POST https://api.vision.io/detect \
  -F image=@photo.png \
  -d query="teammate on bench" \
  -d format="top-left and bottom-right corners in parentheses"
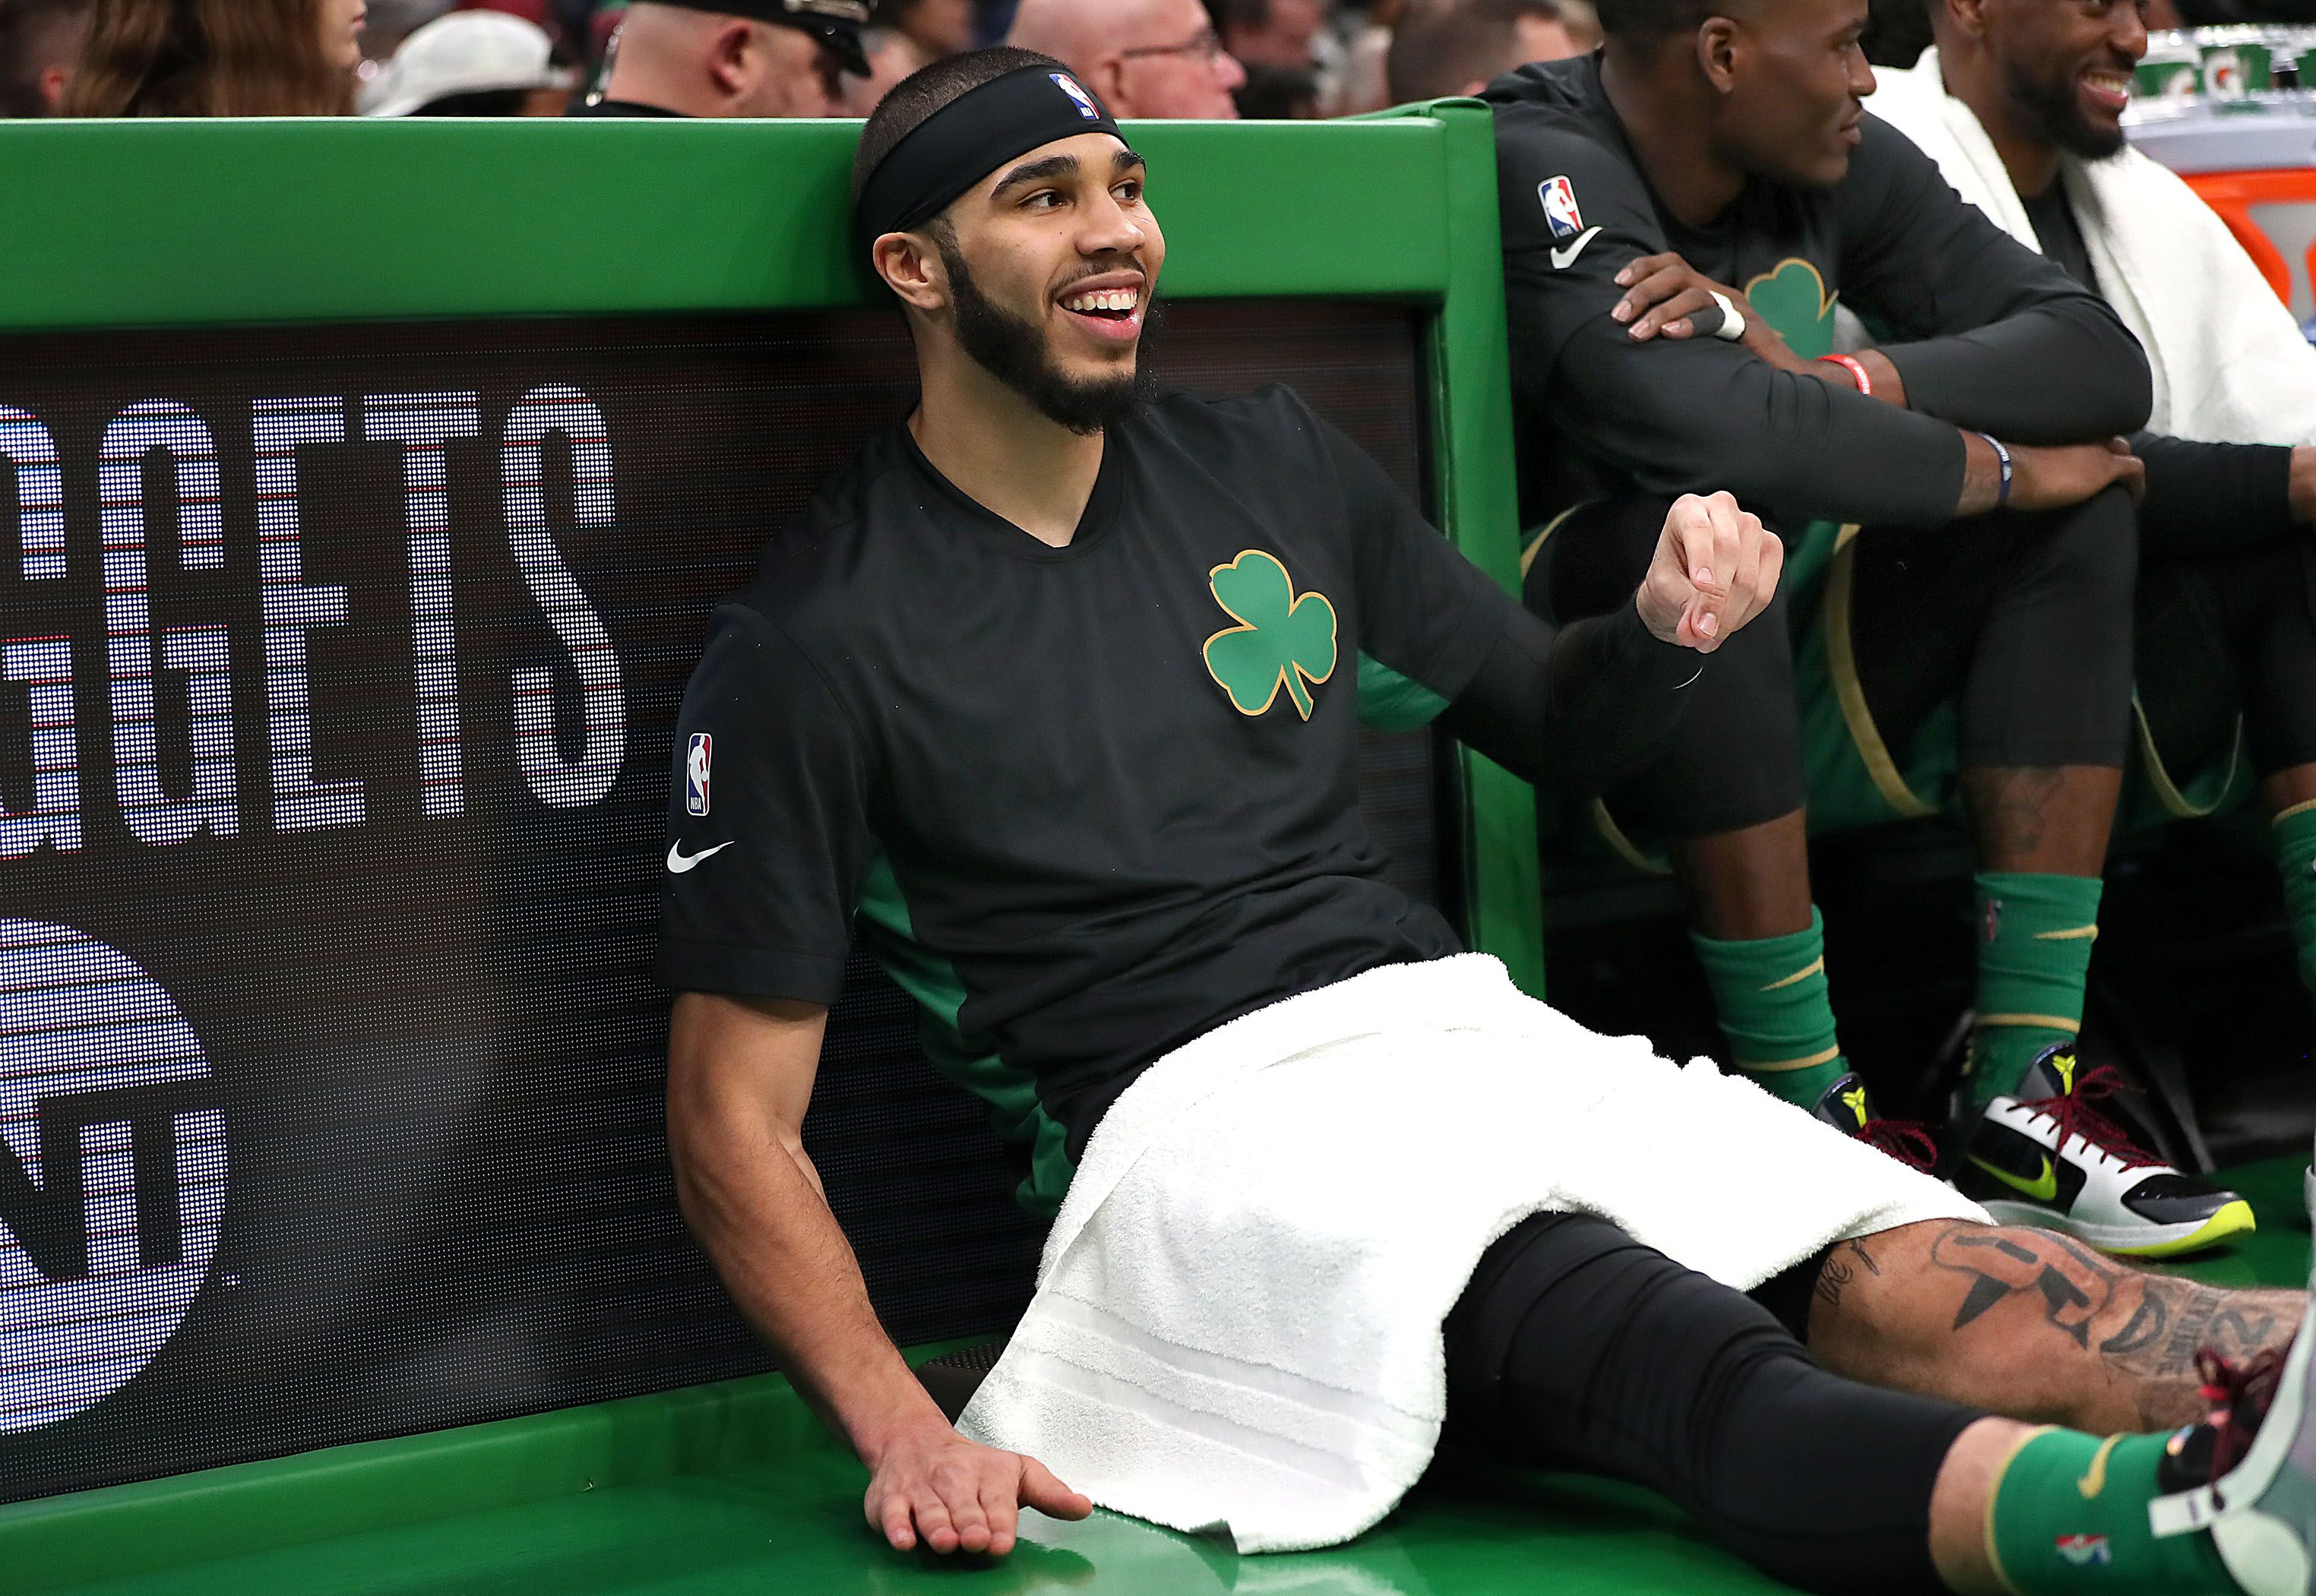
top-left (1869, 0), bottom-right (2316, 1185)
top-left (1486, 0), bottom-right (2251, 1256)
top-left (660, 45), bottom-right (2316, 1596)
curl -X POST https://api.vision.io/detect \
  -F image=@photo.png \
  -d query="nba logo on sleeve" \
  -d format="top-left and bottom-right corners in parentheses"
top-left (686, 733), bottom-right (712, 817)
top-left (1052, 74), bottom-right (1102, 119)
top-left (1539, 175), bottom-right (1584, 240)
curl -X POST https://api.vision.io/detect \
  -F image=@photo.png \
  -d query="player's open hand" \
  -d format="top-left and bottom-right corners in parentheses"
top-left (1612, 252), bottom-right (1776, 353)
top-left (863, 1413), bottom-right (1092, 1557)
top-left (1638, 491), bottom-right (1782, 653)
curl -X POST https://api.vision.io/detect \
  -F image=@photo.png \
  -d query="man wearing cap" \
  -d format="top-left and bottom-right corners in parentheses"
top-left (575, 0), bottom-right (865, 116)
top-left (364, 10), bottom-right (574, 115)
top-left (653, 43), bottom-right (2316, 1596)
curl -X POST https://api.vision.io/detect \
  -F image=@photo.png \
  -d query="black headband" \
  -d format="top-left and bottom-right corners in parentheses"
top-left (856, 65), bottom-right (1123, 241)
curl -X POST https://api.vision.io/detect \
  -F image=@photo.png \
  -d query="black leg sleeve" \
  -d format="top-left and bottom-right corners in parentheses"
top-left (1443, 1213), bottom-right (1981, 1596)
top-left (2137, 539), bottom-right (2316, 782)
top-left (1530, 496), bottom-right (1807, 836)
top-left (1849, 487), bottom-right (2137, 771)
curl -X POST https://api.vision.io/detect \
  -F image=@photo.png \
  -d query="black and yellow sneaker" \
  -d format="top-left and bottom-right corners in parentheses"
top-left (1957, 1043), bottom-right (2254, 1259)
top-left (1808, 1072), bottom-right (1938, 1171)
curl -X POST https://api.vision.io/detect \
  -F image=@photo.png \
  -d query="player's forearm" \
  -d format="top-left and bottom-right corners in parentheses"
top-left (672, 1111), bottom-right (942, 1462)
top-left (2133, 433), bottom-right (2297, 553)
top-left (1549, 355), bottom-right (1966, 528)
top-left (1438, 603), bottom-right (1703, 789)
top-left (1878, 301), bottom-right (2150, 442)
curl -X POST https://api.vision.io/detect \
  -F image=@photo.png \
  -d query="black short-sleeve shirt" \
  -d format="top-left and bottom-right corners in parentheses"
top-left (658, 386), bottom-right (1511, 1212)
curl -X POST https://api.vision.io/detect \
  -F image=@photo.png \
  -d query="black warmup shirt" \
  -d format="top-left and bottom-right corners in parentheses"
top-left (2020, 183), bottom-right (2295, 555)
top-left (658, 386), bottom-right (1701, 1212)
top-left (1485, 55), bottom-right (2151, 533)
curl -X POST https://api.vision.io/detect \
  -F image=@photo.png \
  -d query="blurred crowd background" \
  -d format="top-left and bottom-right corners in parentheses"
top-left (3, 0), bottom-right (2306, 128)
top-left (0, 0), bottom-right (1597, 124)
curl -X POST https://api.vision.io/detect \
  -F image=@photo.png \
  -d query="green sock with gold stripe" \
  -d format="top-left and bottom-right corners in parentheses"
top-left (1969, 872), bottom-right (2103, 1111)
top-left (2272, 801), bottom-right (2316, 1007)
top-left (1987, 1427), bottom-right (2236, 1595)
top-left (1692, 908), bottom-right (1846, 1110)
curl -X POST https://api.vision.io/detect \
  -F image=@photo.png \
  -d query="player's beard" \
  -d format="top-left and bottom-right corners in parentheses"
top-left (2004, 54), bottom-right (2128, 161)
top-left (938, 237), bottom-right (1162, 436)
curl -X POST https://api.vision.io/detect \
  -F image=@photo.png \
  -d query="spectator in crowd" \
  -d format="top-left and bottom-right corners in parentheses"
top-left (1209, 0), bottom-right (1324, 68)
top-left (1386, 0), bottom-right (1597, 103)
top-left (0, 0), bottom-right (92, 115)
top-left (363, 8), bottom-right (573, 112)
top-left (881, 0), bottom-right (972, 58)
top-left (65, 0), bottom-right (365, 114)
top-left (1006, 0), bottom-right (1244, 116)
top-left (576, 0), bottom-right (864, 115)
top-left (1208, 0), bottom-right (1322, 114)
top-left (838, 21), bottom-right (922, 113)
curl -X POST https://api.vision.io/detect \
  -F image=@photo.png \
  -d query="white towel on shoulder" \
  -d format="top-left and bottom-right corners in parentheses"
top-left (1867, 50), bottom-right (2316, 446)
top-left (959, 954), bottom-right (1984, 1553)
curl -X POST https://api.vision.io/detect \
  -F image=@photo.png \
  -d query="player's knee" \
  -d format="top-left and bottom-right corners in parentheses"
top-left (2017, 486), bottom-right (2138, 618)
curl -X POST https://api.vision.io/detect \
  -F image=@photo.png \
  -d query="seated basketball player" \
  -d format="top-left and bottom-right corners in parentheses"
top-left (1868, 0), bottom-right (2316, 1164)
top-left (1487, 0), bottom-right (2251, 1256)
top-left (660, 46), bottom-right (2316, 1596)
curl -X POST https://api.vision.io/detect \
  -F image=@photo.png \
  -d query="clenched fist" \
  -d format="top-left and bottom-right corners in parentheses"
top-left (1635, 491), bottom-right (1783, 653)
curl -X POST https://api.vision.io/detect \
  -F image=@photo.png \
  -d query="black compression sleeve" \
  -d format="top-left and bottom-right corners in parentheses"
top-left (1438, 599), bottom-right (1703, 790)
top-left (1494, 109), bottom-right (1972, 528)
top-left (2132, 434), bottom-right (2296, 555)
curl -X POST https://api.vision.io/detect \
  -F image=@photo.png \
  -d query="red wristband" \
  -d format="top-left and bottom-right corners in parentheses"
top-left (1816, 353), bottom-right (1873, 397)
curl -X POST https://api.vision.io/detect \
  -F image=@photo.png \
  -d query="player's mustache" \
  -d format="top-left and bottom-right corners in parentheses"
top-left (1052, 257), bottom-right (1148, 295)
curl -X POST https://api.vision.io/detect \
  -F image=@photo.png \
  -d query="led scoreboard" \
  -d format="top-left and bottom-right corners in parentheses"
top-left (0, 111), bottom-right (1536, 1516)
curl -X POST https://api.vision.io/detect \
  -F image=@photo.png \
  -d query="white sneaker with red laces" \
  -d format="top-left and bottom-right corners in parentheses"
top-left (1956, 1043), bottom-right (2254, 1259)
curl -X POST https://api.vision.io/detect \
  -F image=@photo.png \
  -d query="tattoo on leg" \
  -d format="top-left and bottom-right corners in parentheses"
top-left (1928, 1225), bottom-right (2120, 1345)
top-left (1969, 766), bottom-right (2064, 859)
top-left (1812, 1239), bottom-right (1886, 1312)
top-left (2096, 1277), bottom-right (2283, 1381)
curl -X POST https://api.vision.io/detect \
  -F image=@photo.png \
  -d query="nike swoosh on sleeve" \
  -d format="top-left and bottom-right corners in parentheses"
top-left (666, 840), bottom-right (736, 874)
top-left (1549, 226), bottom-right (1603, 270)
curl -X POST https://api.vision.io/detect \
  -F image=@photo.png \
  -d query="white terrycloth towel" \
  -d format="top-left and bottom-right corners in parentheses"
top-left (959, 954), bottom-right (1984, 1554)
top-left (1867, 51), bottom-right (2316, 446)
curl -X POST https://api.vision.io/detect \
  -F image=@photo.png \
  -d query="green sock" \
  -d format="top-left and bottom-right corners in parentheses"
top-left (1989, 1427), bottom-right (2237, 1595)
top-left (1969, 872), bottom-right (2103, 1111)
top-left (1691, 909), bottom-right (1848, 1111)
top-left (2273, 801), bottom-right (2316, 1007)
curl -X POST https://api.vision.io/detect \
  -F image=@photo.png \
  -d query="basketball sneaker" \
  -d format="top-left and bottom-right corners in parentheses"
top-left (2150, 1314), bottom-right (2313, 1591)
top-left (1957, 1043), bottom-right (2253, 1258)
top-left (1808, 1071), bottom-right (1938, 1171)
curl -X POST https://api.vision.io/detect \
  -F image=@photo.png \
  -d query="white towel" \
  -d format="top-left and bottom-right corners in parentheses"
top-left (959, 954), bottom-right (1984, 1553)
top-left (1867, 51), bottom-right (2316, 446)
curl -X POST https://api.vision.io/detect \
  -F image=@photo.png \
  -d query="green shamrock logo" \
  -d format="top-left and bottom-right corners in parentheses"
top-left (1744, 258), bottom-right (1837, 361)
top-left (1202, 550), bottom-right (1339, 721)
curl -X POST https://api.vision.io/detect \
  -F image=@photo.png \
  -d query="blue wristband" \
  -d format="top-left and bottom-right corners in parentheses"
top-left (1974, 431), bottom-right (2013, 508)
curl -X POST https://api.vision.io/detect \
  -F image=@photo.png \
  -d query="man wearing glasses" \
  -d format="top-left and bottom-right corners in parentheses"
top-left (1007, 0), bottom-right (1247, 118)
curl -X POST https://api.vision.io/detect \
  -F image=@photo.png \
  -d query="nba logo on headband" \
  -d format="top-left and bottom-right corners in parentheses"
top-left (1052, 73), bottom-right (1102, 120)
